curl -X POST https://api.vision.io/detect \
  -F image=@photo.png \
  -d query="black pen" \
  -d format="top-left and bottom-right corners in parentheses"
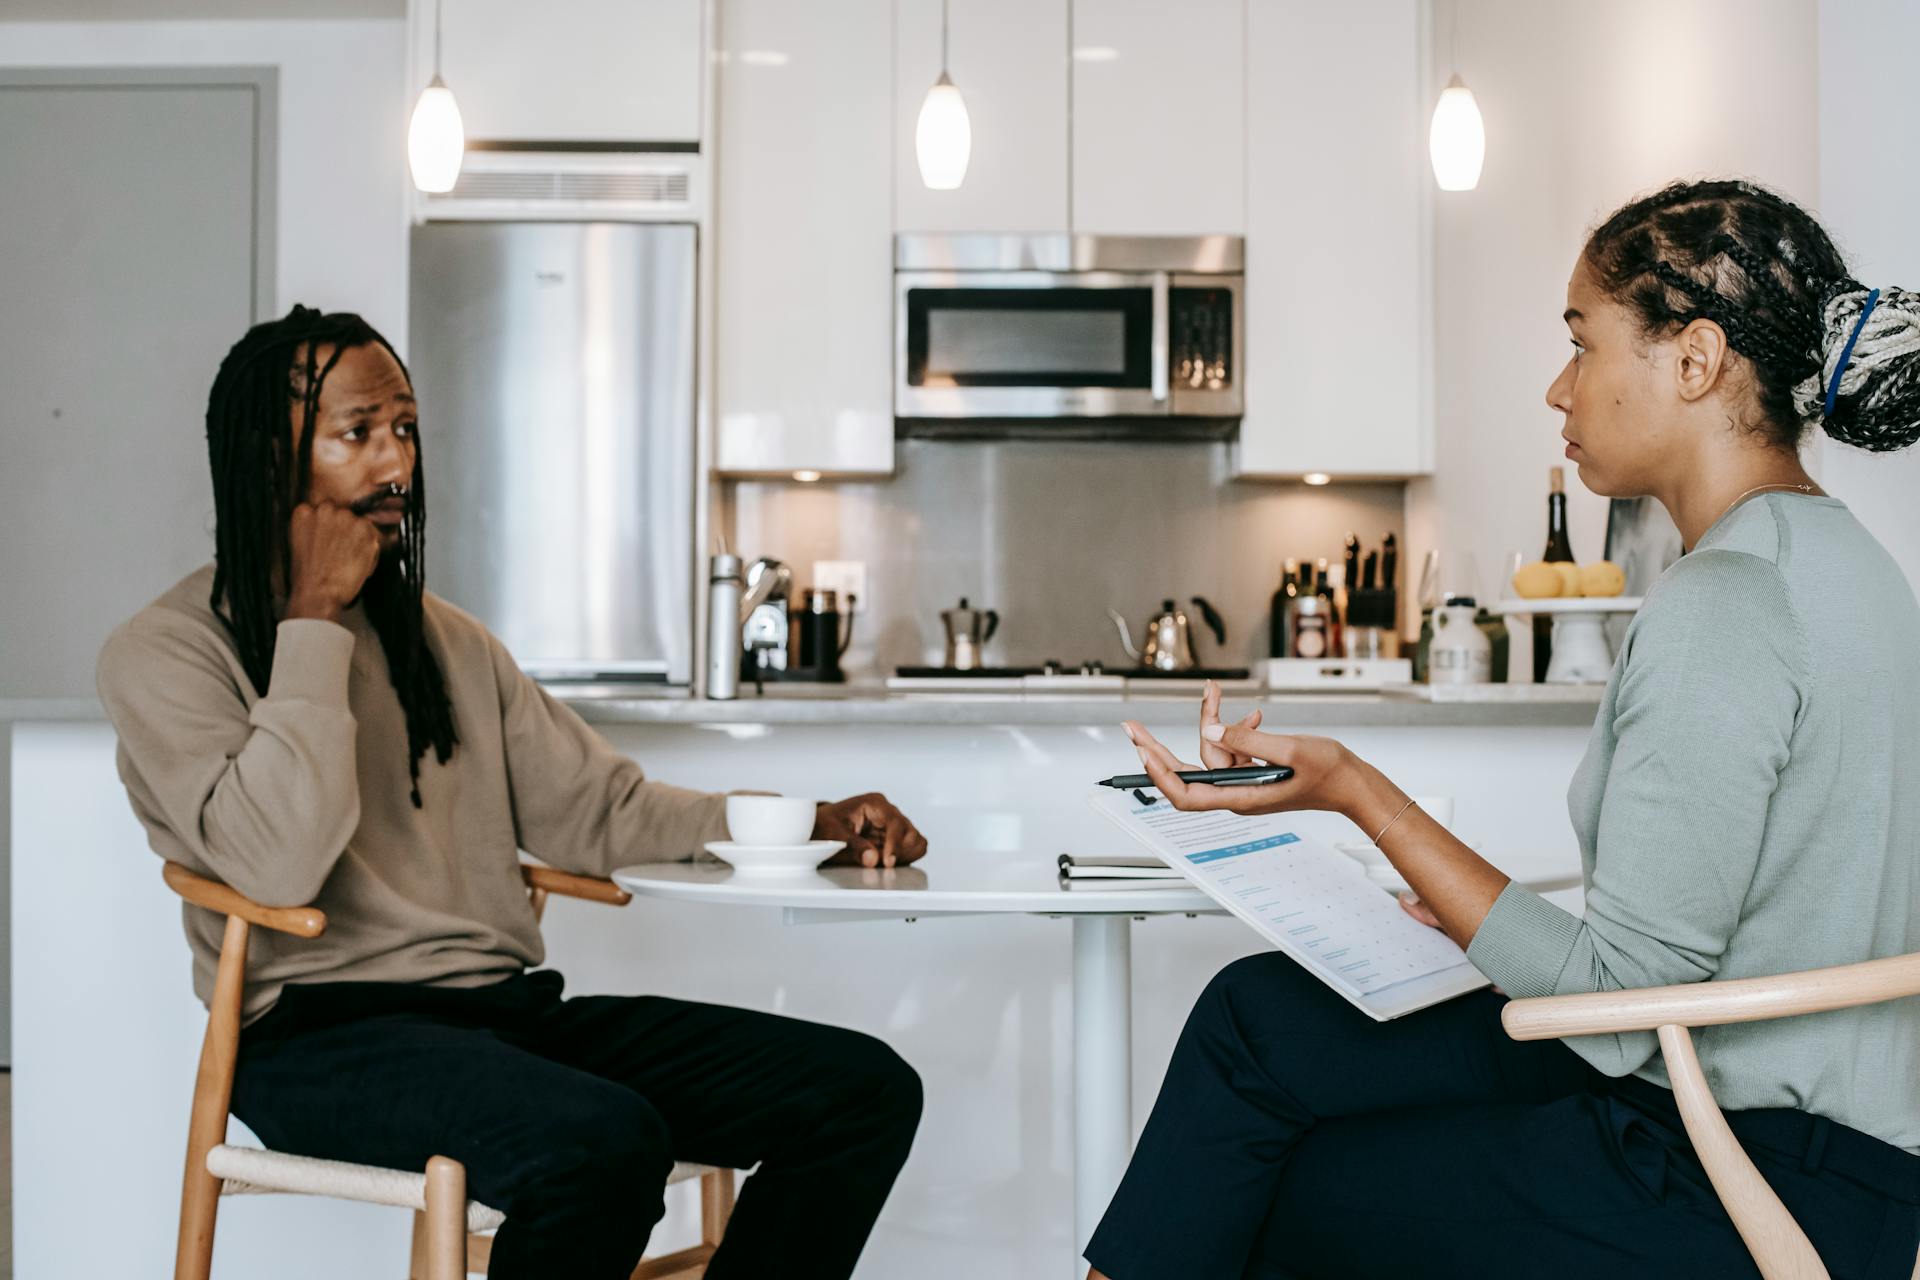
top-left (1098, 765), bottom-right (1294, 789)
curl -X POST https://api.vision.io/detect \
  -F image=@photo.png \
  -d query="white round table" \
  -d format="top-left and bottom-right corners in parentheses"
top-left (612, 851), bottom-right (1211, 1276)
top-left (614, 852), bottom-right (1582, 1276)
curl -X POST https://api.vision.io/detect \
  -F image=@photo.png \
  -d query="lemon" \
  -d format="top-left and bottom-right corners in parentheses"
top-left (1578, 561), bottom-right (1626, 597)
top-left (1511, 561), bottom-right (1563, 599)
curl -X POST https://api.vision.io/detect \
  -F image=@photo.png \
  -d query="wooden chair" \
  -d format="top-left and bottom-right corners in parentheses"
top-left (1502, 951), bottom-right (1920, 1280)
top-left (166, 860), bottom-right (738, 1280)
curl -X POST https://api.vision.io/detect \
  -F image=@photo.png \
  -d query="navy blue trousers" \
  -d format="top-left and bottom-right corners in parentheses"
top-left (1087, 952), bottom-right (1920, 1280)
top-left (230, 970), bottom-right (922, 1280)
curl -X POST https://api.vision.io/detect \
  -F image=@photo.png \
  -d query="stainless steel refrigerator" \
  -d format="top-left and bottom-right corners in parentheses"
top-left (409, 221), bottom-right (696, 684)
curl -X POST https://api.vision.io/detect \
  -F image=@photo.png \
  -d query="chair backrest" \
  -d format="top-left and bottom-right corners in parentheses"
top-left (1502, 954), bottom-right (1920, 1280)
top-left (164, 860), bottom-right (631, 1276)
top-left (168, 861), bottom-right (630, 1072)
top-left (165, 863), bottom-right (326, 1278)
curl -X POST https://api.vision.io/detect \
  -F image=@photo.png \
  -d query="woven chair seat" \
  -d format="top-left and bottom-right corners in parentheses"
top-left (207, 1143), bottom-right (718, 1235)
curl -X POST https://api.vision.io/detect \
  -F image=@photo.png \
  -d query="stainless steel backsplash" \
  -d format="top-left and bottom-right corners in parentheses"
top-left (727, 441), bottom-right (1405, 676)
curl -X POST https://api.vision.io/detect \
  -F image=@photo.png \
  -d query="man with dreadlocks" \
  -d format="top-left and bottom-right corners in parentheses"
top-left (96, 305), bottom-right (927, 1279)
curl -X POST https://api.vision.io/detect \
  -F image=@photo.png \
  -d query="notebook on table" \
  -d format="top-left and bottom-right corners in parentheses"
top-left (1057, 853), bottom-right (1185, 880)
top-left (1056, 852), bottom-right (1189, 891)
top-left (1086, 788), bottom-right (1487, 1021)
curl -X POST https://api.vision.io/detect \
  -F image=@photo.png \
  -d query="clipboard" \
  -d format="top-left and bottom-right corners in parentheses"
top-left (1087, 788), bottom-right (1487, 1020)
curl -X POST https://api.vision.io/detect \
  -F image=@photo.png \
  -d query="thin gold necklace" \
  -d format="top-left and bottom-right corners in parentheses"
top-left (1715, 481), bottom-right (1822, 527)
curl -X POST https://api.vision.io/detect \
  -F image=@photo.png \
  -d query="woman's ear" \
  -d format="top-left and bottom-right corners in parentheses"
top-left (1672, 318), bottom-right (1731, 403)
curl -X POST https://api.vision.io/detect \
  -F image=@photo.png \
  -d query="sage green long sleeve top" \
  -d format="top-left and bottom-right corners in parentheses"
top-left (1467, 492), bottom-right (1920, 1155)
top-left (97, 565), bottom-right (732, 1024)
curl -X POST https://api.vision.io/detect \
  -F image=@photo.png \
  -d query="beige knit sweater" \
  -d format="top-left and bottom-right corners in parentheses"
top-left (97, 565), bottom-right (730, 1023)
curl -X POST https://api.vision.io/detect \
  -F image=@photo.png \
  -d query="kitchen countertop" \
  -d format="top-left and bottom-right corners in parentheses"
top-left (550, 683), bottom-right (1603, 728)
top-left (2, 684), bottom-right (1606, 730)
top-left (0, 698), bottom-right (107, 723)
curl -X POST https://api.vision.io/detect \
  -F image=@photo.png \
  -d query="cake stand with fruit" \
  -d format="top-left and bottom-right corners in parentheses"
top-left (1494, 558), bottom-right (1642, 684)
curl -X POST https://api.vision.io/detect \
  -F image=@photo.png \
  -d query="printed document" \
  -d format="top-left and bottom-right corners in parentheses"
top-left (1088, 788), bottom-right (1487, 1020)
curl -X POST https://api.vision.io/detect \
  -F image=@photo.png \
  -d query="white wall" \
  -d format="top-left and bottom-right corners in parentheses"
top-left (1406, 0), bottom-right (1820, 614)
top-left (0, 14), bottom-right (411, 1075)
top-left (1815, 0), bottom-right (1920, 589)
top-left (0, 18), bottom-right (410, 343)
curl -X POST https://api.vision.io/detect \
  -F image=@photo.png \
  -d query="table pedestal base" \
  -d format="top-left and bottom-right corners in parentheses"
top-left (1071, 914), bottom-right (1133, 1277)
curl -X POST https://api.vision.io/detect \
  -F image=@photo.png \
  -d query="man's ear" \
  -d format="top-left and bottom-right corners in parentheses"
top-left (1672, 318), bottom-right (1731, 403)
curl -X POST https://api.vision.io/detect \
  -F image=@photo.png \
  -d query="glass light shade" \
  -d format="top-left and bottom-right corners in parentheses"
top-left (1428, 74), bottom-right (1485, 192)
top-left (408, 77), bottom-right (466, 194)
top-left (915, 73), bottom-right (971, 190)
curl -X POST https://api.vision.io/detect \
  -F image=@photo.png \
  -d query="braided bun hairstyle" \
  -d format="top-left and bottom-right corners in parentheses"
top-left (1793, 283), bottom-right (1920, 450)
top-left (1583, 179), bottom-right (1920, 453)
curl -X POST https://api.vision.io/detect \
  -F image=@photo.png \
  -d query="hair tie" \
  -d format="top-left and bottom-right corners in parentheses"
top-left (1824, 287), bottom-right (1881, 418)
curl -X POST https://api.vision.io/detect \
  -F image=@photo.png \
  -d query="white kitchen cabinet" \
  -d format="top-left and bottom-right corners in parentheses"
top-left (893, 0), bottom-right (1070, 233)
top-left (414, 0), bottom-right (704, 145)
top-left (1233, 0), bottom-right (1430, 478)
top-left (1069, 0), bottom-right (1245, 236)
top-left (713, 0), bottom-right (895, 476)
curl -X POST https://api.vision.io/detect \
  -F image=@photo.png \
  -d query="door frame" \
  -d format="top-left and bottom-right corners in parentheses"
top-left (0, 63), bottom-right (280, 1071)
top-left (0, 64), bottom-right (279, 321)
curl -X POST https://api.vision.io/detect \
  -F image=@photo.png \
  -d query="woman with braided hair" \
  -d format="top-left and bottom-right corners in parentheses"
top-left (1087, 180), bottom-right (1920, 1279)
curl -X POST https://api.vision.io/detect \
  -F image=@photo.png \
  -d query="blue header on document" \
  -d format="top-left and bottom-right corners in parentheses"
top-left (1186, 833), bottom-right (1301, 864)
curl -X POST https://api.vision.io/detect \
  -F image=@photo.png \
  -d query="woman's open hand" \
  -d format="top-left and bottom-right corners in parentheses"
top-left (1198, 678), bottom-right (1264, 769)
top-left (1122, 713), bottom-right (1360, 819)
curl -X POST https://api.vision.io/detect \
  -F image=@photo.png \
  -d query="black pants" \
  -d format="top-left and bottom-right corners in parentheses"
top-left (230, 970), bottom-right (922, 1280)
top-left (1087, 952), bottom-right (1920, 1280)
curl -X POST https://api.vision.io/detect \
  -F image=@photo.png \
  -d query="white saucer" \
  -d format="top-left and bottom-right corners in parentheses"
top-left (704, 839), bottom-right (846, 875)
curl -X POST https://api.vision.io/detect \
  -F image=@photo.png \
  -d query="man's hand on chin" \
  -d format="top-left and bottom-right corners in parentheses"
top-left (814, 793), bottom-right (928, 868)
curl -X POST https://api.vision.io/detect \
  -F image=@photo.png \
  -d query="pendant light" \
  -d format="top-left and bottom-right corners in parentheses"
top-left (915, 0), bottom-right (971, 190)
top-left (408, 0), bottom-right (466, 194)
top-left (1428, 3), bottom-right (1484, 191)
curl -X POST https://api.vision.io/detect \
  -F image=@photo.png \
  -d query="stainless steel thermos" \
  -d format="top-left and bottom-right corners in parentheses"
top-left (705, 553), bottom-right (743, 700)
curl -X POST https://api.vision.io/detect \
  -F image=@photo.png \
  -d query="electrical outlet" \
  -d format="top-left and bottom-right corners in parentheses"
top-left (812, 560), bottom-right (868, 612)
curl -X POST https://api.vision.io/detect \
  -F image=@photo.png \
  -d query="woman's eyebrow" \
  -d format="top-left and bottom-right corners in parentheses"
top-left (1563, 308), bottom-right (1585, 324)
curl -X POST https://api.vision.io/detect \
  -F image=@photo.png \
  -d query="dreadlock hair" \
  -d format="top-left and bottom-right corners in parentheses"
top-left (1583, 178), bottom-right (1920, 453)
top-left (205, 304), bottom-right (457, 807)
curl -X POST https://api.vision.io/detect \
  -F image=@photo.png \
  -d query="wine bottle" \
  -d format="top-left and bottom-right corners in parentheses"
top-left (1545, 466), bottom-right (1576, 561)
top-left (1314, 557), bottom-right (1340, 655)
top-left (1534, 466), bottom-right (1576, 680)
top-left (1269, 560), bottom-right (1297, 658)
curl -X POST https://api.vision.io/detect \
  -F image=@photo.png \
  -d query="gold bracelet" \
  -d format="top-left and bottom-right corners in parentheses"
top-left (1373, 796), bottom-right (1417, 846)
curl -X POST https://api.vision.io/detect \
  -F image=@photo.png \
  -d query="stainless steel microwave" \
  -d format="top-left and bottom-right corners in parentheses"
top-left (894, 233), bottom-right (1243, 428)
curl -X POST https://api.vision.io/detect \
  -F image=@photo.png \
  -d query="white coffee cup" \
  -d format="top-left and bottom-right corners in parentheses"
top-left (725, 795), bottom-right (818, 847)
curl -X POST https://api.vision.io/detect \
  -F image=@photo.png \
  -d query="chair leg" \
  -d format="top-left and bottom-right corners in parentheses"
top-left (409, 1210), bottom-right (429, 1280)
top-left (628, 1170), bottom-right (737, 1279)
top-left (700, 1169), bottom-right (735, 1247)
top-left (465, 1231), bottom-right (495, 1276)
top-left (423, 1156), bottom-right (469, 1280)
top-left (176, 914), bottom-right (251, 1280)
top-left (174, 1154), bottom-right (221, 1280)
